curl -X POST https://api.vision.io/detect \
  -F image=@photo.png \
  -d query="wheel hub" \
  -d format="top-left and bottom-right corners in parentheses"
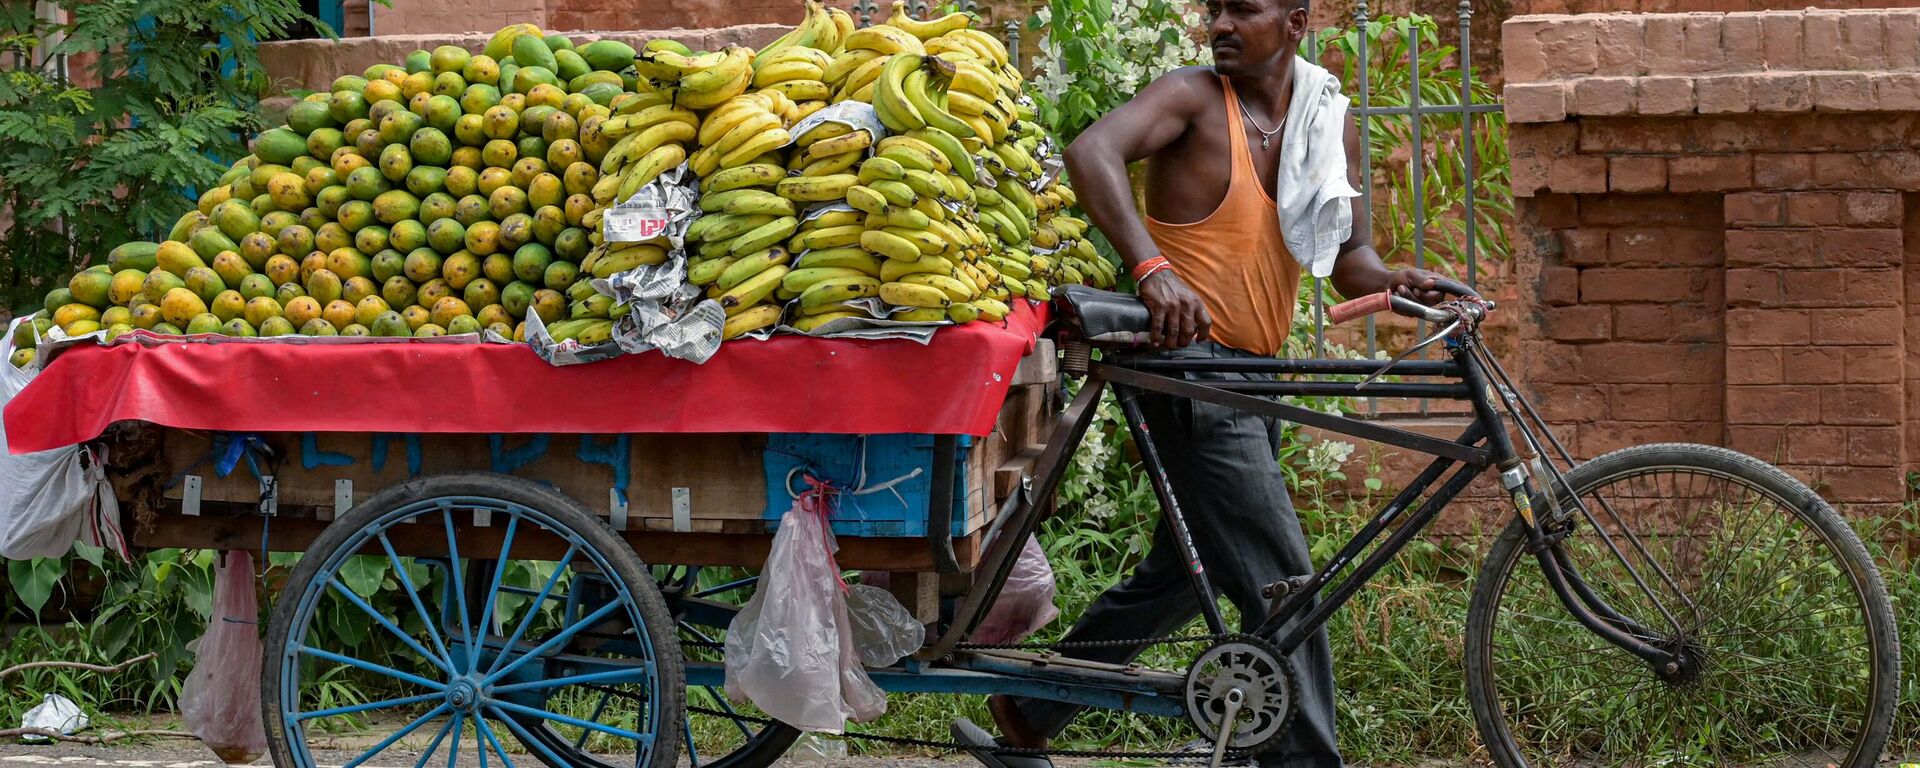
top-left (1654, 641), bottom-right (1707, 686)
top-left (1183, 635), bottom-right (1295, 754)
top-left (447, 678), bottom-right (483, 712)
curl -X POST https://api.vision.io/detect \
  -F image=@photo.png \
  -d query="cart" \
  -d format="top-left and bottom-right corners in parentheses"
top-left (6, 289), bottom-right (1900, 768)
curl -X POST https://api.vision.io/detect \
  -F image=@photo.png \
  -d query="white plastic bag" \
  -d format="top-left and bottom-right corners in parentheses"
top-left (724, 494), bottom-right (885, 733)
top-left (18, 693), bottom-right (87, 743)
top-left (0, 318), bottom-right (121, 561)
top-left (970, 535), bottom-right (1060, 645)
top-left (844, 584), bottom-right (924, 668)
top-left (181, 550), bottom-right (266, 764)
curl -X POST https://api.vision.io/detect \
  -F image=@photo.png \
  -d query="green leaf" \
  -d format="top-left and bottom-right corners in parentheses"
top-left (339, 556), bottom-right (387, 597)
top-left (8, 558), bottom-right (62, 616)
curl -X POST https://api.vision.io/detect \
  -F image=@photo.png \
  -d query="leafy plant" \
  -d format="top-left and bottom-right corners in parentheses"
top-left (0, 0), bottom-right (323, 314)
top-left (1025, 0), bottom-right (1211, 144)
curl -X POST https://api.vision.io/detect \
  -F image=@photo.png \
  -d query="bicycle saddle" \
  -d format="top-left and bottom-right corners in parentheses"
top-left (1052, 285), bottom-right (1153, 346)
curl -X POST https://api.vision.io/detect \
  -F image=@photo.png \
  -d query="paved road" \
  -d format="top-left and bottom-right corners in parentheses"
top-left (0, 743), bottom-right (998, 768)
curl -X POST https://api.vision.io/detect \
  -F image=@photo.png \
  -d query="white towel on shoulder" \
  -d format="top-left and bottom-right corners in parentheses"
top-left (1275, 57), bottom-right (1359, 279)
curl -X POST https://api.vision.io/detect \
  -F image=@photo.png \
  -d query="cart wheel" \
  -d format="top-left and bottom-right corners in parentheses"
top-left (263, 472), bottom-right (683, 768)
top-left (657, 566), bottom-right (802, 768)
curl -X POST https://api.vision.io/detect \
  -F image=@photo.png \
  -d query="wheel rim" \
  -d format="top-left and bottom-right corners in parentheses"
top-left (276, 495), bottom-right (671, 768)
top-left (1478, 465), bottom-right (1885, 767)
top-left (658, 565), bottom-right (801, 768)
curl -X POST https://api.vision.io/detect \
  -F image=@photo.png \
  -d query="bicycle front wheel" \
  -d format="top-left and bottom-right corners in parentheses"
top-left (1464, 443), bottom-right (1897, 768)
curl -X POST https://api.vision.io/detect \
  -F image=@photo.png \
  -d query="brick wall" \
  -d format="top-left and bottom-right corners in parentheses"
top-left (1505, 8), bottom-right (1920, 512)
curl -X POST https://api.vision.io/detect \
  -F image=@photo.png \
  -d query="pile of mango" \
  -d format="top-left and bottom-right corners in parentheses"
top-left (16, 0), bottom-right (1113, 368)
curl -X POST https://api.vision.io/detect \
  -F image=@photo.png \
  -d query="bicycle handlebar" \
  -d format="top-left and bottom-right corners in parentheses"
top-left (1327, 278), bottom-right (1482, 325)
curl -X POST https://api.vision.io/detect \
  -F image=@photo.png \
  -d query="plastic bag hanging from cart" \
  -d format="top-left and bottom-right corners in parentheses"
top-left (0, 317), bottom-right (126, 561)
top-left (860, 533), bottom-right (1058, 645)
top-left (180, 550), bottom-right (267, 763)
top-left (724, 481), bottom-right (885, 732)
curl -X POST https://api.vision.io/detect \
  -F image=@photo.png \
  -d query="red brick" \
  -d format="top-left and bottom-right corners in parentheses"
top-left (1637, 77), bottom-right (1694, 116)
top-left (1804, 10), bottom-right (1846, 69)
top-left (1642, 15), bottom-right (1689, 74)
top-left (1537, 20), bottom-right (1601, 78)
top-left (1840, 12), bottom-right (1886, 69)
top-left (1583, 342), bottom-right (1722, 384)
top-left (1502, 18), bottom-right (1555, 85)
top-left (1777, 114), bottom-right (1913, 155)
top-left (1847, 426), bottom-right (1903, 466)
top-left (1535, 195), bottom-right (1579, 229)
top-left (1670, 383), bottom-right (1723, 420)
top-left (1888, 11), bottom-right (1920, 69)
top-left (1865, 152), bottom-right (1920, 190)
top-left (1842, 191), bottom-right (1902, 227)
top-left (1608, 228), bottom-right (1722, 266)
top-left (1786, 426), bottom-right (1849, 465)
top-left (1593, 15), bottom-right (1649, 76)
top-left (1844, 346), bottom-right (1902, 383)
top-left (1873, 73), bottom-right (1920, 112)
top-left (1726, 230), bottom-right (1814, 268)
top-left (1782, 269), bottom-right (1848, 307)
top-left (1727, 385), bottom-right (1822, 424)
top-left (1579, 120), bottom-right (1690, 154)
top-left (1609, 384), bottom-right (1669, 421)
top-left (1580, 422), bottom-right (1705, 457)
top-left (1820, 228), bottom-right (1904, 267)
top-left (1668, 155), bottom-right (1751, 192)
top-left (1691, 117), bottom-right (1769, 154)
top-left (1782, 346), bottom-right (1846, 384)
top-left (1728, 425), bottom-right (1786, 460)
top-left (1813, 153), bottom-right (1873, 189)
top-left (1578, 195), bottom-right (1722, 227)
top-left (1728, 346), bottom-right (1784, 385)
top-left (1822, 383), bottom-right (1903, 425)
top-left (1528, 383), bottom-right (1609, 422)
top-left (1505, 83), bottom-right (1570, 124)
top-left (1785, 192), bottom-right (1844, 226)
top-left (1754, 153), bottom-right (1815, 189)
top-left (1812, 72), bottom-right (1877, 113)
top-left (1751, 73), bottom-right (1813, 113)
top-left (1725, 268), bottom-right (1779, 307)
top-left (1539, 266), bottom-right (1579, 306)
top-left (1543, 305), bottom-right (1612, 342)
top-left (1724, 192), bottom-right (1783, 227)
top-left (1579, 268), bottom-right (1701, 303)
top-left (1818, 467), bottom-right (1907, 503)
top-left (1669, 303), bottom-right (1723, 343)
top-left (1726, 307), bottom-right (1810, 345)
top-left (1695, 75), bottom-right (1753, 115)
top-left (1843, 271), bottom-right (1901, 307)
top-left (1811, 307), bottom-right (1904, 345)
top-left (1682, 14), bottom-right (1724, 71)
top-left (1609, 156), bottom-right (1667, 192)
top-left (1550, 155), bottom-right (1608, 194)
top-left (1559, 228), bottom-right (1609, 266)
top-left (1760, 12), bottom-right (1804, 70)
top-left (1573, 77), bottom-right (1635, 117)
top-left (1722, 14), bottom-right (1764, 70)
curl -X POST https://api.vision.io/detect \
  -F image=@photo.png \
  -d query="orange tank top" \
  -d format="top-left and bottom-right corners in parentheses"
top-left (1144, 77), bottom-right (1299, 357)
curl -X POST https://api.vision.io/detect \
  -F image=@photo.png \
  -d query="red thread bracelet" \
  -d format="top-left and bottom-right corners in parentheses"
top-left (1132, 256), bottom-right (1171, 283)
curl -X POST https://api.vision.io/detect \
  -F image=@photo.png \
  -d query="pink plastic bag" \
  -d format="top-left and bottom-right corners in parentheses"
top-left (181, 550), bottom-right (266, 763)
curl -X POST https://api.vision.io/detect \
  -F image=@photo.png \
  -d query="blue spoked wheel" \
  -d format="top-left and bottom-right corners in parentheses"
top-left (655, 566), bottom-right (800, 768)
top-left (263, 473), bottom-right (684, 768)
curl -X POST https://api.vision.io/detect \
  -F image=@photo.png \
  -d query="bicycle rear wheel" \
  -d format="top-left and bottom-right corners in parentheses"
top-left (1465, 443), bottom-right (1897, 768)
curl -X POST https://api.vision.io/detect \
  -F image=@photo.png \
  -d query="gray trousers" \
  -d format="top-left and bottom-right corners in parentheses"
top-left (1013, 342), bottom-right (1341, 768)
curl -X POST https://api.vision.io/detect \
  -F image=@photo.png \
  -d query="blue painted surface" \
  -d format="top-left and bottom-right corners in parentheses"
top-left (762, 434), bottom-right (976, 538)
top-left (368, 434), bottom-right (424, 475)
top-left (300, 433), bottom-right (356, 470)
top-left (575, 435), bottom-right (632, 505)
top-left (487, 434), bottom-right (550, 474)
top-left (682, 662), bottom-right (1184, 718)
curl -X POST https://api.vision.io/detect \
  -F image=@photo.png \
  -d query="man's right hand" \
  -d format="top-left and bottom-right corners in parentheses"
top-left (1140, 270), bottom-right (1211, 349)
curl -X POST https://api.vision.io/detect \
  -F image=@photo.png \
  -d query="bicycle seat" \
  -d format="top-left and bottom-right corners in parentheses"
top-left (1052, 285), bottom-right (1153, 346)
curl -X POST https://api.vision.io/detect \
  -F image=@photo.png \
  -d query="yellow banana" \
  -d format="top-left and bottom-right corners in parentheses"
top-left (839, 55), bottom-right (892, 99)
top-left (845, 185), bottom-right (890, 215)
top-left (724, 190), bottom-right (798, 217)
top-left (791, 99), bottom-right (830, 122)
top-left (907, 127), bottom-right (977, 184)
top-left (688, 143), bottom-right (724, 177)
top-left (844, 24), bottom-right (924, 56)
top-left (879, 281), bottom-right (948, 308)
top-left (877, 135), bottom-right (946, 172)
top-left (902, 272), bottom-right (973, 302)
top-left (880, 253), bottom-right (954, 282)
top-left (827, 8), bottom-right (856, 52)
top-left (872, 53), bottom-right (926, 134)
top-left (869, 179), bottom-right (917, 206)
top-left (688, 255), bottom-right (738, 285)
top-left (709, 109), bottom-right (782, 154)
top-left (796, 247), bottom-right (884, 274)
top-left (793, 310), bottom-right (866, 332)
top-left (899, 169), bottom-right (947, 199)
top-left (825, 48), bottom-right (885, 87)
top-left (800, 149), bottom-right (862, 177)
top-left (861, 229), bottom-right (921, 261)
top-left (884, 225), bottom-right (947, 255)
top-left (601, 120), bottom-right (697, 174)
top-left (719, 264), bottom-right (790, 313)
top-left (702, 163), bottom-right (786, 194)
top-left (614, 143), bottom-right (689, 200)
top-left (796, 120), bottom-right (854, 147)
top-left (803, 129), bottom-right (873, 161)
top-left (719, 129), bottom-right (793, 169)
top-left (886, 0), bottom-right (974, 40)
top-left (686, 212), bottom-right (775, 242)
top-left (754, 60), bottom-right (826, 88)
top-left (697, 93), bottom-right (775, 145)
top-left (799, 275), bottom-right (881, 308)
top-left (783, 266), bottom-right (870, 294)
top-left (945, 301), bottom-right (981, 323)
top-left (717, 247), bottom-right (792, 291)
top-left (903, 66), bottom-right (976, 139)
top-left (676, 65), bottom-right (752, 111)
top-left (949, 62), bottom-right (1002, 101)
top-left (950, 29), bottom-right (1010, 67)
top-left (600, 105), bottom-right (700, 138)
top-left (986, 253), bottom-right (1032, 280)
top-left (863, 207), bottom-right (931, 230)
top-left (969, 297), bottom-right (1009, 321)
top-left (777, 174), bottom-right (860, 202)
top-left (857, 156), bottom-right (906, 183)
top-left (638, 48), bottom-right (729, 80)
top-left (678, 46), bottom-right (753, 95)
top-left (590, 244), bottom-right (670, 278)
top-left (761, 80), bottom-right (833, 101)
top-left (790, 224), bottom-right (864, 250)
top-left (800, 209), bottom-right (864, 231)
top-left (887, 306), bottom-right (945, 322)
top-left (722, 303), bottom-right (784, 339)
top-left (960, 114), bottom-right (999, 146)
top-left (945, 90), bottom-right (993, 117)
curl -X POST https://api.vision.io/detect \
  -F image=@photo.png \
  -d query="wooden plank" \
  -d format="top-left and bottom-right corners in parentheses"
top-left (1012, 339), bottom-right (1059, 386)
top-left (132, 509), bottom-right (981, 571)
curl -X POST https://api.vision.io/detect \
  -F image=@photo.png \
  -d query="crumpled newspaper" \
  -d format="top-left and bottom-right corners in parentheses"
top-left (784, 101), bottom-right (887, 150)
top-left (19, 693), bottom-right (87, 743)
top-left (770, 297), bottom-right (943, 343)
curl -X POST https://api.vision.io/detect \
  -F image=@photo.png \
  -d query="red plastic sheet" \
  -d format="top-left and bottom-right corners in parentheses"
top-left (6, 303), bottom-right (1049, 454)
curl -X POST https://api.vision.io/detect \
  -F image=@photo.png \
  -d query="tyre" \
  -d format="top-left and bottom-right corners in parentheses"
top-left (1465, 443), bottom-right (1897, 768)
top-left (262, 472), bottom-right (684, 768)
top-left (656, 565), bottom-right (802, 768)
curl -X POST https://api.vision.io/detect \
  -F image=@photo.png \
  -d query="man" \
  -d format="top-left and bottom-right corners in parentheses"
top-left (961, 0), bottom-right (1453, 765)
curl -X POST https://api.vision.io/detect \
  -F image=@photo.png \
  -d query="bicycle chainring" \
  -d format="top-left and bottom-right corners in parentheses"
top-left (1183, 634), bottom-right (1296, 754)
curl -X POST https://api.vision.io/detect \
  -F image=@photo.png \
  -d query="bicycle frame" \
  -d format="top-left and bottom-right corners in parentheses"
top-left (921, 336), bottom-right (1685, 676)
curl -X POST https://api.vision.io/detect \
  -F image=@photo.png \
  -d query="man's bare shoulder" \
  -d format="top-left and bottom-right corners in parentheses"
top-left (1142, 66), bottom-right (1223, 104)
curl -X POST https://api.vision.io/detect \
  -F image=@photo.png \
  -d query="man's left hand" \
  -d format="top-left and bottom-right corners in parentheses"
top-left (1386, 268), bottom-right (1453, 305)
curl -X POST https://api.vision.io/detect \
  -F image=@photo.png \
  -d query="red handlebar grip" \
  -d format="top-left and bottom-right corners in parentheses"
top-left (1328, 293), bottom-right (1392, 325)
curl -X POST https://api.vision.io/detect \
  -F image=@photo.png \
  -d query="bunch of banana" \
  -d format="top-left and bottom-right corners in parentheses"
top-left (751, 0), bottom-right (850, 69)
top-left (545, 317), bottom-right (616, 345)
top-left (688, 93), bottom-right (793, 176)
top-left (639, 45), bottom-right (753, 111)
top-left (754, 44), bottom-right (835, 120)
top-left (591, 103), bottom-right (699, 205)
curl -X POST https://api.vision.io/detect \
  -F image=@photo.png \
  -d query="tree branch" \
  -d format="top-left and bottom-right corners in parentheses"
top-left (0, 728), bottom-right (197, 744)
top-left (0, 652), bottom-right (157, 680)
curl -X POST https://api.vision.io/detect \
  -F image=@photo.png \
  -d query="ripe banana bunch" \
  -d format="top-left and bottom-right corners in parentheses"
top-left (754, 45), bottom-right (834, 109)
top-left (689, 93), bottom-right (793, 176)
top-left (590, 105), bottom-right (700, 205)
top-left (752, 0), bottom-right (847, 71)
top-left (642, 45), bottom-right (754, 111)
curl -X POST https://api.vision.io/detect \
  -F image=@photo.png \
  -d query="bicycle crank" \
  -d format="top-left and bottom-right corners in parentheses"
top-left (1184, 635), bottom-right (1297, 761)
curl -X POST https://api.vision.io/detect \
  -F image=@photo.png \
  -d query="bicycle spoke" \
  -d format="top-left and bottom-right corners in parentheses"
top-left (378, 533), bottom-right (455, 666)
top-left (470, 512), bottom-right (522, 675)
top-left (413, 714), bottom-right (457, 768)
